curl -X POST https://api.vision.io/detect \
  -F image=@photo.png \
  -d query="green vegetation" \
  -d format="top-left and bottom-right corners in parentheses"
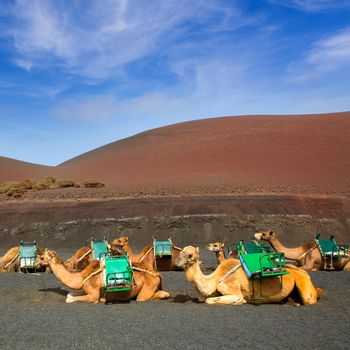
top-left (82, 179), bottom-right (105, 188)
top-left (0, 176), bottom-right (105, 199)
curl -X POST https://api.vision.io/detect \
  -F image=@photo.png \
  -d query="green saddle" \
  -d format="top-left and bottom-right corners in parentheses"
top-left (105, 253), bottom-right (133, 293)
top-left (90, 238), bottom-right (109, 261)
top-left (153, 238), bottom-right (173, 257)
top-left (19, 241), bottom-right (37, 269)
top-left (314, 234), bottom-right (349, 258)
top-left (236, 240), bottom-right (288, 280)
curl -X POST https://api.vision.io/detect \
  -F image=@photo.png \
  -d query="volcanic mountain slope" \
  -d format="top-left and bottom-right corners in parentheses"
top-left (1, 112), bottom-right (350, 193)
top-left (0, 156), bottom-right (52, 183)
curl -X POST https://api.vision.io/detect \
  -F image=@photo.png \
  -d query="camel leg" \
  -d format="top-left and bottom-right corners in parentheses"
top-left (343, 260), bottom-right (350, 271)
top-left (206, 295), bottom-right (246, 305)
top-left (151, 290), bottom-right (170, 300)
top-left (66, 284), bottom-right (100, 304)
top-left (286, 265), bottom-right (318, 304)
top-left (136, 277), bottom-right (163, 301)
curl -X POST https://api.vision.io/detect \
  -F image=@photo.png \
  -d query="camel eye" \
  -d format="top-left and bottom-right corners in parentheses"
top-left (188, 254), bottom-right (193, 259)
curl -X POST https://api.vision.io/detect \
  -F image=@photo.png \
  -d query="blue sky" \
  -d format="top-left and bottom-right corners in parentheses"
top-left (0, 0), bottom-right (350, 166)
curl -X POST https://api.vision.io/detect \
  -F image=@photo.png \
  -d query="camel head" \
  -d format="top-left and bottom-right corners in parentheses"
top-left (254, 230), bottom-right (276, 242)
top-left (175, 246), bottom-right (200, 268)
top-left (111, 236), bottom-right (129, 248)
top-left (38, 249), bottom-right (58, 266)
top-left (206, 242), bottom-right (224, 252)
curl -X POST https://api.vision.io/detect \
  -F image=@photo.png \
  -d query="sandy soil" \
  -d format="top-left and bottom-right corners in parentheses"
top-left (0, 249), bottom-right (349, 350)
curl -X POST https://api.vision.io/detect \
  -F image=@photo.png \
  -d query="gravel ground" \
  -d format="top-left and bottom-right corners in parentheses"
top-left (0, 250), bottom-right (349, 350)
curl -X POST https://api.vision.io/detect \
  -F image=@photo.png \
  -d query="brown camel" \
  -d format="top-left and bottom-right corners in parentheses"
top-left (206, 242), bottom-right (226, 264)
top-left (111, 236), bottom-right (182, 271)
top-left (255, 231), bottom-right (350, 271)
top-left (63, 246), bottom-right (94, 271)
top-left (206, 242), bottom-right (238, 265)
top-left (175, 246), bottom-right (322, 305)
top-left (39, 249), bottom-right (170, 303)
top-left (0, 247), bottom-right (20, 272)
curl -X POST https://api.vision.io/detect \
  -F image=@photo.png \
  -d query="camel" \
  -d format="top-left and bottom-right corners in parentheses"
top-left (255, 231), bottom-right (350, 271)
top-left (175, 246), bottom-right (322, 305)
top-left (63, 246), bottom-right (94, 271)
top-left (0, 247), bottom-right (20, 272)
top-left (111, 236), bottom-right (182, 271)
top-left (206, 242), bottom-right (238, 265)
top-left (206, 242), bottom-right (226, 264)
top-left (0, 246), bottom-right (47, 272)
top-left (38, 249), bottom-right (170, 303)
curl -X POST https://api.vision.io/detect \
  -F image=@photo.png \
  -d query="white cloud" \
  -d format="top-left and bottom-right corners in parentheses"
top-left (288, 28), bottom-right (350, 82)
top-left (6, 0), bottom-right (246, 80)
top-left (271, 0), bottom-right (350, 12)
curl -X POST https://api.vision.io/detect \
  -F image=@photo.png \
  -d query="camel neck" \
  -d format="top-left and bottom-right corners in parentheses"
top-left (216, 250), bottom-right (226, 263)
top-left (50, 257), bottom-right (83, 289)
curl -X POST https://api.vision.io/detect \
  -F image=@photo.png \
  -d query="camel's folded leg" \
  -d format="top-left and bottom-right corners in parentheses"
top-left (65, 293), bottom-right (99, 304)
top-left (344, 260), bottom-right (350, 271)
top-left (151, 290), bottom-right (170, 300)
top-left (286, 265), bottom-right (318, 304)
top-left (205, 295), bottom-right (246, 305)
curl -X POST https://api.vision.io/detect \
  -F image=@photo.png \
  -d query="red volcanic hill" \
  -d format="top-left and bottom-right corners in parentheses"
top-left (1, 112), bottom-right (350, 193)
top-left (0, 156), bottom-right (53, 183)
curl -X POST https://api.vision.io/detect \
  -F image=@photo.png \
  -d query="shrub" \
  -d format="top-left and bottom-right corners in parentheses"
top-left (20, 179), bottom-right (36, 190)
top-left (57, 179), bottom-right (79, 188)
top-left (0, 181), bottom-right (19, 194)
top-left (33, 176), bottom-right (57, 190)
top-left (4, 182), bottom-right (27, 198)
top-left (82, 179), bottom-right (105, 188)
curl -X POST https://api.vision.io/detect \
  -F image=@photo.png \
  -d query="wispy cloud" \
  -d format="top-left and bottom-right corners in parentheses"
top-left (270, 0), bottom-right (350, 12)
top-left (288, 28), bottom-right (350, 82)
top-left (5, 0), bottom-right (247, 81)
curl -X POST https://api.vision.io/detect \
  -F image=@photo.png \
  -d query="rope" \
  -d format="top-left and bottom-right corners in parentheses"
top-left (77, 249), bottom-right (92, 263)
top-left (132, 266), bottom-right (158, 277)
top-left (4, 252), bottom-right (19, 270)
top-left (139, 247), bottom-right (153, 263)
top-left (80, 268), bottom-right (103, 287)
top-left (218, 263), bottom-right (241, 283)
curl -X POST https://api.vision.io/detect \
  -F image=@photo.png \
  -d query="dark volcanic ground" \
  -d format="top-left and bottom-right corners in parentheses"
top-left (0, 250), bottom-right (349, 350)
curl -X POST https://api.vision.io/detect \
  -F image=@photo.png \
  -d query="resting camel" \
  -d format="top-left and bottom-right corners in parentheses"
top-left (0, 247), bottom-right (20, 272)
top-left (206, 242), bottom-right (239, 265)
top-left (63, 246), bottom-right (94, 271)
top-left (175, 246), bottom-right (322, 305)
top-left (111, 236), bottom-right (182, 271)
top-left (0, 246), bottom-right (47, 272)
top-left (39, 249), bottom-right (170, 303)
top-left (255, 231), bottom-right (350, 271)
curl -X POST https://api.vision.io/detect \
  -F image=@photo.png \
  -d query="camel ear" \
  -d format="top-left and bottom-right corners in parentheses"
top-left (195, 247), bottom-right (199, 254)
top-left (125, 237), bottom-right (129, 243)
top-left (221, 243), bottom-right (225, 248)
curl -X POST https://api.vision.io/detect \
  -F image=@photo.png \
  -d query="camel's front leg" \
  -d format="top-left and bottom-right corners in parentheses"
top-left (66, 285), bottom-right (100, 304)
top-left (151, 290), bottom-right (170, 300)
top-left (207, 280), bottom-right (246, 305)
top-left (343, 260), bottom-right (350, 271)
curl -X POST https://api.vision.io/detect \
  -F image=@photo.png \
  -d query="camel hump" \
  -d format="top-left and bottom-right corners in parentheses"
top-left (5, 246), bottom-right (20, 259)
top-left (81, 260), bottom-right (101, 279)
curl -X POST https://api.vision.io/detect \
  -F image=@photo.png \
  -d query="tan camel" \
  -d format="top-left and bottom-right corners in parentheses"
top-left (39, 249), bottom-right (170, 303)
top-left (255, 231), bottom-right (350, 271)
top-left (111, 236), bottom-right (182, 271)
top-left (206, 242), bottom-right (226, 264)
top-left (63, 246), bottom-right (93, 271)
top-left (0, 247), bottom-right (20, 272)
top-left (175, 246), bottom-right (322, 305)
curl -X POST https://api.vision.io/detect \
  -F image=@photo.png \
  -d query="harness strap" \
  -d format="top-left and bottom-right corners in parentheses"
top-left (4, 252), bottom-right (19, 269)
top-left (218, 263), bottom-right (241, 283)
top-left (298, 244), bottom-right (318, 261)
top-left (132, 266), bottom-right (158, 277)
top-left (139, 246), bottom-right (153, 263)
top-left (77, 249), bottom-right (92, 263)
top-left (81, 268), bottom-right (103, 287)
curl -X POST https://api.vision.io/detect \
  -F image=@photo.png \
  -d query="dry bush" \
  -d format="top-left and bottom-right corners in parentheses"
top-left (33, 176), bottom-right (57, 190)
top-left (82, 179), bottom-right (105, 188)
top-left (2, 182), bottom-right (27, 198)
top-left (0, 181), bottom-right (19, 194)
top-left (20, 179), bottom-right (36, 190)
top-left (57, 179), bottom-right (79, 188)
